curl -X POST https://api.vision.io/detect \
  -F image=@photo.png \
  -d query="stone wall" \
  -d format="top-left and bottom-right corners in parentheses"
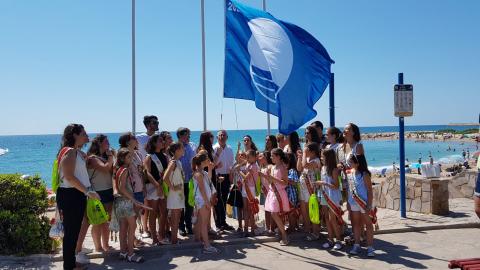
top-left (448, 169), bottom-right (478, 199)
top-left (373, 175), bottom-right (449, 215)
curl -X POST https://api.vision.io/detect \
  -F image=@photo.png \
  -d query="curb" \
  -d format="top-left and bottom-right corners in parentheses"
top-left (4, 221), bottom-right (479, 263)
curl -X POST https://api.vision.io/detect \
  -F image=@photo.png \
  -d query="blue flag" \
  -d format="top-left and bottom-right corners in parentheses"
top-left (224, 0), bottom-right (334, 134)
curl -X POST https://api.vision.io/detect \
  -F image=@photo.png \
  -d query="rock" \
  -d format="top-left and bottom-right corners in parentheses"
top-left (421, 191), bottom-right (431, 202)
top-left (406, 198), bottom-right (412, 211)
top-left (386, 196), bottom-right (394, 209)
top-left (395, 176), bottom-right (400, 186)
top-left (411, 198), bottom-right (422, 212)
top-left (393, 198), bottom-right (400, 211)
top-left (460, 185), bottom-right (474, 198)
top-left (421, 201), bottom-right (430, 213)
top-left (415, 187), bottom-right (422, 198)
top-left (407, 187), bottom-right (415, 199)
top-left (391, 186), bottom-right (400, 200)
top-left (422, 182), bottom-right (431, 192)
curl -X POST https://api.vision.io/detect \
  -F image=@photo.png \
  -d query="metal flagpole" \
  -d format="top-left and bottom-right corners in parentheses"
top-left (201, 0), bottom-right (207, 131)
top-left (262, 0), bottom-right (271, 135)
top-left (131, 0), bottom-right (136, 133)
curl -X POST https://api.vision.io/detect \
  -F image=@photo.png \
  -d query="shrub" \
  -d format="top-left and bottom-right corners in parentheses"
top-left (0, 174), bottom-right (52, 255)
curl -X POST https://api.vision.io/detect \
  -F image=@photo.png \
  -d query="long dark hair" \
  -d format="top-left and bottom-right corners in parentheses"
top-left (265, 135), bottom-right (278, 151)
top-left (347, 123), bottom-right (361, 143)
top-left (348, 154), bottom-right (371, 176)
top-left (244, 135), bottom-right (258, 152)
top-left (327, 127), bottom-right (344, 144)
top-left (305, 126), bottom-right (320, 144)
top-left (145, 134), bottom-right (162, 154)
top-left (322, 148), bottom-right (337, 177)
top-left (87, 134), bottom-right (108, 159)
top-left (271, 148), bottom-right (288, 165)
top-left (61, 124), bottom-right (84, 149)
top-left (288, 131), bottom-right (301, 154)
top-left (198, 131), bottom-right (214, 160)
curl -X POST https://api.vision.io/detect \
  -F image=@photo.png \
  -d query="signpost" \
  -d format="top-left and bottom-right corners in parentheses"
top-left (395, 73), bottom-right (413, 218)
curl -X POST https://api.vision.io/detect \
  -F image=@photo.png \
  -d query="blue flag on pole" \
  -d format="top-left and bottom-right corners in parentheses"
top-left (224, 0), bottom-right (334, 134)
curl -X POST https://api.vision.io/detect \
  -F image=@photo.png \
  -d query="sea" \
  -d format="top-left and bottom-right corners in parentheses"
top-left (0, 125), bottom-right (477, 187)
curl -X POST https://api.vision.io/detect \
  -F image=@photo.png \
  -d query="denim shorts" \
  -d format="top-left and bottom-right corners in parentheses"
top-left (474, 170), bottom-right (480, 197)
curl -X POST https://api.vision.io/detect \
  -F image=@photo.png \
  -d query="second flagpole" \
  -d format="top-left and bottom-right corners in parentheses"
top-left (201, 0), bottom-right (207, 131)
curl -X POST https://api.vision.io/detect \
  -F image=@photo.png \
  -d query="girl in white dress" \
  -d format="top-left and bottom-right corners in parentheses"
top-left (164, 142), bottom-right (185, 244)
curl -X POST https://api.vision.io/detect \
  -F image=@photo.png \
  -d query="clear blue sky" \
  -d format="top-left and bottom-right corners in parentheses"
top-left (1, 0), bottom-right (479, 135)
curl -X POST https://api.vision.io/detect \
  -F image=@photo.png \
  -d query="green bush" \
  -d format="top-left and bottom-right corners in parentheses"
top-left (0, 174), bottom-right (52, 255)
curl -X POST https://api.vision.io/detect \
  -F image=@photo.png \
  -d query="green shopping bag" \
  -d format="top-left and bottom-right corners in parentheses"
top-left (86, 198), bottom-right (109, 225)
top-left (308, 194), bottom-right (320, 225)
top-left (255, 176), bottom-right (261, 197)
top-left (162, 181), bottom-right (169, 197)
top-left (188, 178), bottom-right (195, 207)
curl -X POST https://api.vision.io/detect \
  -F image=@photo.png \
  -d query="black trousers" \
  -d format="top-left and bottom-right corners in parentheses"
top-left (179, 183), bottom-right (193, 232)
top-left (213, 174), bottom-right (231, 228)
top-left (56, 187), bottom-right (86, 270)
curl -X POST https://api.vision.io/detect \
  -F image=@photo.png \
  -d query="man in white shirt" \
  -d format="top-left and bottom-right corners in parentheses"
top-left (213, 130), bottom-right (235, 231)
top-left (136, 115), bottom-right (159, 159)
top-left (135, 115), bottom-right (158, 239)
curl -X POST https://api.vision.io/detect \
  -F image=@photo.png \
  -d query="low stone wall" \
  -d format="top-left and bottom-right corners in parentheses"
top-left (448, 169), bottom-right (478, 199)
top-left (373, 175), bottom-right (449, 215)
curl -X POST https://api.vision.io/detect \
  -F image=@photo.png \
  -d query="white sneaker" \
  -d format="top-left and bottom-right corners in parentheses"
top-left (349, 244), bottom-right (361, 255)
top-left (141, 232), bottom-right (150, 239)
top-left (75, 253), bottom-right (90, 264)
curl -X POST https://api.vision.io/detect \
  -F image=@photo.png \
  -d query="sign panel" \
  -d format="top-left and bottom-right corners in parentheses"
top-left (394, 84), bottom-right (413, 117)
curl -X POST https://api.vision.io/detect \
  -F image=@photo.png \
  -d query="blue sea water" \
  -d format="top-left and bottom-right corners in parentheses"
top-left (0, 125), bottom-right (477, 187)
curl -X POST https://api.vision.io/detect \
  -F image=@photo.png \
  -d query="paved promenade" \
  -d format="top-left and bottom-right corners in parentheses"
top-left (5, 228), bottom-right (480, 269)
top-left (1, 198), bottom-right (479, 269)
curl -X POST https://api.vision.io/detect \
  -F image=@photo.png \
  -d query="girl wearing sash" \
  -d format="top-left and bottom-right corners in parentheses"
top-left (296, 142), bottom-right (321, 240)
top-left (144, 135), bottom-right (169, 245)
top-left (317, 149), bottom-right (343, 250)
top-left (239, 150), bottom-right (259, 237)
top-left (163, 142), bottom-right (185, 245)
top-left (258, 151), bottom-right (275, 235)
top-left (261, 148), bottom-right (290, 246)
top-left (114, 148), bottom-right (150, 263)
top-left (192, 151), bottom-right (219, 253)
top-left (347, 154), bottom-right (375, 257)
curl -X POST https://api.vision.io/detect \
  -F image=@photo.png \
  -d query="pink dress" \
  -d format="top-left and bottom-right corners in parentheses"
top-left (265, 165), bottom-right (290, 213)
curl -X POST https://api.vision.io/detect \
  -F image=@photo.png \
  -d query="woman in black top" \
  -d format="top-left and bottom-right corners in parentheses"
top-left (144, 134), bottom-right (170, 245)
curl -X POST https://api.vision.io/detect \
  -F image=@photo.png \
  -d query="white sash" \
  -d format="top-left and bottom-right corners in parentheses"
top-left (149, 153), bottom-right (164, 176)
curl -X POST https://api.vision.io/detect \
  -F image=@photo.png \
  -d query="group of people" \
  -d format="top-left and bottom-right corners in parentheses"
top-left (55, 116), bottom-right (377, 270)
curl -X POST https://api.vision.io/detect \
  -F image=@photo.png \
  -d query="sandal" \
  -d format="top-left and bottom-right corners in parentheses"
top-left (280, 239), bottom-right (289, 246)
top-left (127, 253), bottom-right (144, 263)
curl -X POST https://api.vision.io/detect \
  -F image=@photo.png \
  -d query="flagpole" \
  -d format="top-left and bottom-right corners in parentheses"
top-left (262, 0), bottom-right (271, 135)
top-left (131, 0), bottom-right (136, 133)
top-left (201, 0), bottom-right (207, 131)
